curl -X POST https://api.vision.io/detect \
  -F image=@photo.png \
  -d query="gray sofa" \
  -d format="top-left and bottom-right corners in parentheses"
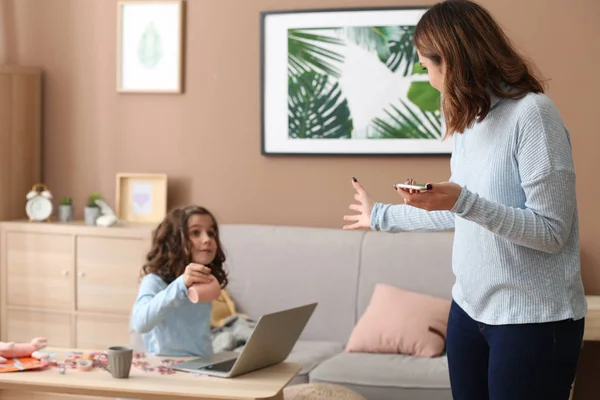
top-left (219, 224), bottom-right (455, 400)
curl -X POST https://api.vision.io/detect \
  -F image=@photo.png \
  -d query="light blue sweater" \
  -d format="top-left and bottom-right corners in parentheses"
top-left (371, 92), bottom-right (587, 325)
top-left (130, 273), bottom-right (213, 356)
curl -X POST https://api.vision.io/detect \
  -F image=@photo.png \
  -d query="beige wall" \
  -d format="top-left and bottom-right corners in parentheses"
top-left (2, 0), bottom-right (599, 397)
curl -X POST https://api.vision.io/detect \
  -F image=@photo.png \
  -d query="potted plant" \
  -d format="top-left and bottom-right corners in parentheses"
top-left (84, 192), bottom-right (102, 226)
top-left (58, 196), bottom-right (73, 222)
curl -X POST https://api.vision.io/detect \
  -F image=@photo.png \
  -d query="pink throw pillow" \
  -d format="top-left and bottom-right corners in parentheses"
top-left (346, 284), bottom-right (451, 357)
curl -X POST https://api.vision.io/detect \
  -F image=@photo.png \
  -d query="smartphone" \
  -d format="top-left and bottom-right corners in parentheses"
top-left (393, 183), bottom-right (432, 192)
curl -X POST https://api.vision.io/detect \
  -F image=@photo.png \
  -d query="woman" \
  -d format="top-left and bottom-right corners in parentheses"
top-left (343, 1), bottom-right (587, 399)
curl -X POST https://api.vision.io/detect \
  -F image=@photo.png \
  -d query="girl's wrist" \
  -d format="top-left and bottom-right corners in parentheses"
top-left (175, 275), bottom-right (189, 294)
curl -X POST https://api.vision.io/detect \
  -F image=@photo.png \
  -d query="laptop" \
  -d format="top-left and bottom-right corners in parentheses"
top-left (169, 302), bottom-right (317, 378)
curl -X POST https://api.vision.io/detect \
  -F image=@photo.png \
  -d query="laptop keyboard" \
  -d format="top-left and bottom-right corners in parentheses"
top-left (202, 358), bottom-right (237, 372)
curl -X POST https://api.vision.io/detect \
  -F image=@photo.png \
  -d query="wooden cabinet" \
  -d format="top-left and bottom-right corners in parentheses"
top-left (5, 309), bottom-right (73, 348)
top-left (5, 232), bottom-right (74, 310)
top-left (75, 314), bottom-right (131, 351)
top-left (75, 236), bottom-right (146, 315)
top-left (0, 221), bottom-right (153, 400)
top-left (0, 66), bottom-right (42, 222)
top-left (0, 221), bottom-right (153, 350)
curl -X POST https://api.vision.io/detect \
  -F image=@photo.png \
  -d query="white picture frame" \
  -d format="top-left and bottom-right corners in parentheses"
top-left (261, 7), bottom-right (453, 156)
top-left (117, 0), bottom-right (184, 93)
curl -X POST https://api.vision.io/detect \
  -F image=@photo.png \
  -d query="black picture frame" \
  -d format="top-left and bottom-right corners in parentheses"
top-left (260, 6), bottom-right (452, 157)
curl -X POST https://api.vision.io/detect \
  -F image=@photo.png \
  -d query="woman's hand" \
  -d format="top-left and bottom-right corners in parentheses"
top-left (396, 180), bottom-right (462, 211)
top-left (343, 177), bottom-right (375, 230)
top-left (183, 263), bottom-right (214, 288)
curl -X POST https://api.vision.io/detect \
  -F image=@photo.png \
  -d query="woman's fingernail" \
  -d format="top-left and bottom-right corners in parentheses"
top-left (352, 177), bottom-right (357, 182)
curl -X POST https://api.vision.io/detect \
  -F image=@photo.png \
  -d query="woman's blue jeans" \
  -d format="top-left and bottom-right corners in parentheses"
top-left (446, 300), bottom-right (585, 400)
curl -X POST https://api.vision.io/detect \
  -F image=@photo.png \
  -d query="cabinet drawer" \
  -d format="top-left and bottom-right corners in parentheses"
top-left (5, 232), bottom-right (73, 310)
top-left (5, 309), bottom-right (71, 347)
top-left (75, 236), bottom-right (146, 314)
top-left (75, 314), bottom-right (131, 350)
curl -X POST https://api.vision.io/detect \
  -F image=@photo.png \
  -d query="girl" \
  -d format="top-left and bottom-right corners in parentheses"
top-left (344, 1), bottom-right (586, 399)
top-left (130, 205), bottom-right (229, 357)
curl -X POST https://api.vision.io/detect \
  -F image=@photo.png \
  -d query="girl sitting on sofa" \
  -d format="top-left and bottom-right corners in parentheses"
top-left (130, 205), bottom-right (229, 356)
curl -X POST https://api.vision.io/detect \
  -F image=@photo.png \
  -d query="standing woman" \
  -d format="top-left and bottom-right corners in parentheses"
top-left (343, 1), bottom-right (587, 399)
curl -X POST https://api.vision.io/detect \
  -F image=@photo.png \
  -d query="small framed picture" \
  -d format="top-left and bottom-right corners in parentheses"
top-left (115, 173), bottom-right (168, 223)
top-left (117, 0), bottom-right (185, 93)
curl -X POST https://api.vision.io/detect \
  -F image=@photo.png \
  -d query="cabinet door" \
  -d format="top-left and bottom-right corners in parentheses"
top-left (5, 232), bottom-right (73, 310)
top-left (75, 314), bottom-right (131, 349)
top-left (6, 309), bottom-right (71, 347)
top-left (75, 236), bottom-right (146, 314)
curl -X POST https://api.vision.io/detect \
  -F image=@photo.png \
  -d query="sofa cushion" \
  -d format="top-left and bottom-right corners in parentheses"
top-left (286, 340), bottom-right (345, 384)
top-left (357, 231), bottom-right (455, 318)
top-left (346, 284), bottom-right (450, 357)
top-left (309, 352), bottom-right (451, 400)
top-left (219, 225), bottom-right (365, 342)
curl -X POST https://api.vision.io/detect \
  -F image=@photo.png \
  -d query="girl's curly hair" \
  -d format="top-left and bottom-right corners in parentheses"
top-left (140, 205), bottom-right (228, 288)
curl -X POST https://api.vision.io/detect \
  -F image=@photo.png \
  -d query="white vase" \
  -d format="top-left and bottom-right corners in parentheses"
top-left (58, 205), bottom-right (73, 222)
top-left (84, 206), bottom-right (100, 226)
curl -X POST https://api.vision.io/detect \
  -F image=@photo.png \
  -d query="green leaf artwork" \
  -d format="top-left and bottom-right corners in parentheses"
top-left (341, 26), bottom-right (418, 76)
top-left (372, 98), bottom-right (441, 139)
top-left (407, 82), bottom-right (440, 113)
top-left (288, 29), bottom-right (345, 78)
top-left (137, 22), bottom-right (163, 69)
top-left (286, 23), bottom-right (442, 143)
top-left (288, 70), bottom-right (353, 139)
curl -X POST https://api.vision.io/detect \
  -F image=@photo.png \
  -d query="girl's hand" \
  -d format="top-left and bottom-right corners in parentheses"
top-left (396, 180), bottom-right (462, 211)
top-left (343, 177), bottom-right (375, 230)
top-left (183, 263), bottom-right (214, 288)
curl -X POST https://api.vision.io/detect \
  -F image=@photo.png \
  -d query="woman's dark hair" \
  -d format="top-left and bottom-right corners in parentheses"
top-left (140, 205), bottom-right (228, 288)
top-left (414, 0), bottom-right (546, 137)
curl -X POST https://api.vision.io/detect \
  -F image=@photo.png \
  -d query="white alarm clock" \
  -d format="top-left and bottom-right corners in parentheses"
top-left (26, 183), bottom-right (54, 222)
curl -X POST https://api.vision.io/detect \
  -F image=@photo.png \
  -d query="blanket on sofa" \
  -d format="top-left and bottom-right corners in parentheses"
top-left (211, 314), bottom-right (256, 353)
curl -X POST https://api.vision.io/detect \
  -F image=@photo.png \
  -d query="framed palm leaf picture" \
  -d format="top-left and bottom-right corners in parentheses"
top-left (260, 7), bottom-right (453, 156)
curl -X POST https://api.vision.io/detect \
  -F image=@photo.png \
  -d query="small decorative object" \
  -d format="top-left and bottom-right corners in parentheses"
top-left (58, 197), bottom-right (74, 222)
top-left (31, 351), bottom-right (52, 360)
top-left (95, 199), bottom-right (119, 227)
top-left (84, 193), bottom-right (102, 226)
top-left (77, 359), bottom-right (93, 371)
top-left (117, 0), bottom-right (185, 93)
top-left (0, 357), bottom-right (49, 373)
top-left (0, 337), bottom-right (47, 363)
top-left (261, 7), bottom-right (453, 156)
top-left (115, 173), bottom-right (167, 223)
top-left (25, 184), bottom-right (53, 222)
top-left (187, 279), bottom-right (221, 304)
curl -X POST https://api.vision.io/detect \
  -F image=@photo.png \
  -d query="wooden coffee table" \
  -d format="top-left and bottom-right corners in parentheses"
top-left (0, 347), bottom-right (301, 400)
